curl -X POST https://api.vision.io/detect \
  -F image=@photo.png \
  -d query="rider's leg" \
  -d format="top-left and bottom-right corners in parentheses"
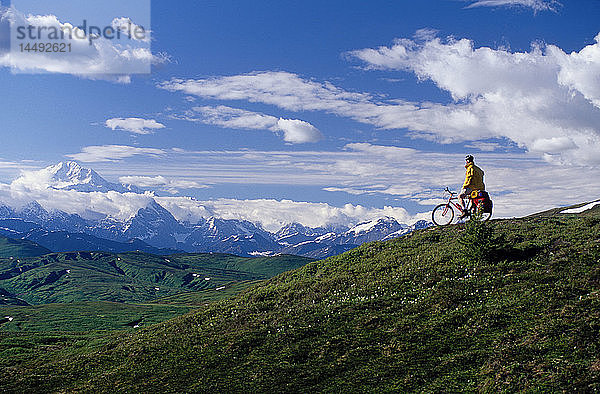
top-left (459, 187), bottom-right (471, 210)
top-left (458, 187), bottom-right (472, 218)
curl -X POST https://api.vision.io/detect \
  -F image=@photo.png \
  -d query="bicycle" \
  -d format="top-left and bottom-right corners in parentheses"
top-left (432, 187), bottom-right (492, 226)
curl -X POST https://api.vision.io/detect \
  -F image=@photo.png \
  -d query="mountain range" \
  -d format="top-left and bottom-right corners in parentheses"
top-left (0, 162), bottom-right (431, 258)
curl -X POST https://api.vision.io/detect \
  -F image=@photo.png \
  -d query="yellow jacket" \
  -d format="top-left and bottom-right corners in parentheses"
top-left (463, 163), bottom-right (485, 191)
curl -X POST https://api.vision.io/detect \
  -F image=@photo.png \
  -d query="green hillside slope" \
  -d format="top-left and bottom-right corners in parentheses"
top-left (0, 252), bottom-right (312, 305)
top-left (0, 236), bottom-right (50, 259)
top-left (2, 210), bottom-right (600, 392)
top-left (0, 301), bottom-right (193, 332)
top-left (174, 253), bottom-right (319, 278)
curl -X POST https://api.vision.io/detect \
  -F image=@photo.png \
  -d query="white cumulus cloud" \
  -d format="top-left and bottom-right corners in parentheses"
top-left (275, 119), bottom-right (323, 144)
top-left (552, 33), bottom-right (600, 108)
top-left (348, 34), bottom-right (600, 164)
top-left (0, 7), bottom-right (167, 83)
top-left (181, 105), bottom-right (323, 144)
top-left (105, 118), bottom-right (166, 135)
top-left (160, 31), bottom-right (600, 165)
top-left (159, 72), bottom-right (472, 142)
top-left (159, 71), bottom-right (373, 113)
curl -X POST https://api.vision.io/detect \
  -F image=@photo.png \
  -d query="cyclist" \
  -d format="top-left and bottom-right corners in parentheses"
top-left (459, 155), bottom-right (485, 219)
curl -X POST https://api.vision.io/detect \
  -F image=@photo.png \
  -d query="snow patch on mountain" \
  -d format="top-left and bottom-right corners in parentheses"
top-left (347, 217), bottom-right (406, 235)
top-left (314, 232), bottom-right (337, 242)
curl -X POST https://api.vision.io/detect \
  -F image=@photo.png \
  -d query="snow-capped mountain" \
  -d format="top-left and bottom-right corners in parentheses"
top-left (10, 201), bottom-right (88, 233)
top-left (0, 162), bottom-right (433, 257)
top-left (0, 203), bottom-right (431, 257)
top-left (123, 200), bottom-right (185, 248)
top-left (275, 222), bottom-right (345, 245)
top-left (182, 218), bottom-right (279, 254)
top-left (16, 201), bottom-right (52, 223)
top-left (280, 217), bottom-right (410, 248)
top-left (277, 217), bottom-right (433, 258)
top-left (339, 216), bottom-right (410, 245)
top-left (201, 217), bottom-right (271, 239)
top-left (46, 161), bottom-right (140, 193)
top-left (382, 220), bottom-right (431, 241)
top-left (0, 204), bottom-right (14, 218)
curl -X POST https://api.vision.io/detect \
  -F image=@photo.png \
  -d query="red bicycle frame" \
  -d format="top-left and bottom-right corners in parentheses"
top-left (442, 187), bottom-right (470, 215)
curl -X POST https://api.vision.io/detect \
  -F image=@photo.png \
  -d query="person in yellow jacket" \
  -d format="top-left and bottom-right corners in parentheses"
top-left (459, 155), bottom-right (485, 218)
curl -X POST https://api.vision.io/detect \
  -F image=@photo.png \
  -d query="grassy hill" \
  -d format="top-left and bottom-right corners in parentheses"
top-left (0, 301), bottom-right (194, 332)
top-left (0, 251), bottom-right (312, 305)
top-left (0, 236), bottom-right (50, 259)
top-left (1, 206), bottom-right (600, 391)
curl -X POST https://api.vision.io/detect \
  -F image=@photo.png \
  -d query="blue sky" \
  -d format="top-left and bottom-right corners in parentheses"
top-left (0, 0), bottom-right (599, 229)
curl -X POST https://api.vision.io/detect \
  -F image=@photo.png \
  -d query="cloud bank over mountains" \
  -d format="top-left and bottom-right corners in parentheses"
top-left (3, 144), bottom-right (599, 233)
top-left (0, 161), bottom-right (426, 231)
top-left (157, 197), bottom-right (419, 232)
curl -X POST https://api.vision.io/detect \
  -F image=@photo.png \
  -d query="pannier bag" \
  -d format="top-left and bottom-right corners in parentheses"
top-left (470, 190), bottom-right (493, 214)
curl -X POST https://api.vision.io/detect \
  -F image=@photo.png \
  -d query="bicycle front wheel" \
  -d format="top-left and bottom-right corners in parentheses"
top-left (432, 204), bottom-right (455, 226)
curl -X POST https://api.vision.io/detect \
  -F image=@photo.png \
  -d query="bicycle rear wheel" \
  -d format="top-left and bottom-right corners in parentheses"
top-left (432, 204), bottom-right (455, 226)
top-left (472, 202), bottom-right (492, 222)
top-left (480, 212), bottom-right (492, 221)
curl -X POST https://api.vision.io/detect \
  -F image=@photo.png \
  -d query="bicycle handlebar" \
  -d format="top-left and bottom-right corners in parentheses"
top-left (444, 187), bottom-right (456, 195)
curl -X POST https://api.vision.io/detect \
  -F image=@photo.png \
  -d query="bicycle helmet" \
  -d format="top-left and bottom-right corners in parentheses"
top-left (465, 154), bottom-right (474, 162)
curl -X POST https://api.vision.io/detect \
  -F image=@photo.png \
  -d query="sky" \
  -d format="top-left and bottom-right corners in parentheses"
top-left (0, 0), bottom-right (599, 230)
